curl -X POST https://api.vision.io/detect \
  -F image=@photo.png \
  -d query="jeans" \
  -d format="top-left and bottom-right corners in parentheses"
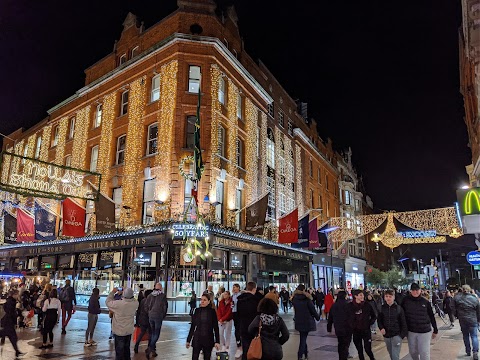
top-left (384, 335), bottom-right (402, 360)
top-left (219, 320), bottom-right (233, 348)
top-left (233, 312), bottom-right (241, 347)
top-left (337, 334), bottom-right (352, 360)
top-left (298, 331), bottom-right (309, 359)
top-left (353, 330), bottom-right (375, 360)
top-left (407, 331), bottom-right (432, 360)
top-left (85, 313), bottom-right (98, 342)
top-left (114, 334), bottom-right (132, 360)
top-left (461, 324), bottom-right (479, 354)
top-left (282, 301), bottom-right (289, 313)
top-left (61, 303), bottom-right (73, 329)
top-left (148, 318), bottom-right (163, 351)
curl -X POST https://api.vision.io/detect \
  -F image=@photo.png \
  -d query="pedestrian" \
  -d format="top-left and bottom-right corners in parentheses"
top-left (237, 281), bottom-right (261, 360)
top-left (315, 288), bottom-right (325, 317)
top-left (349, 289), bottom-right (376, 360)
top-left (279, 286), bottom-right (290, 314)
top-left (145, 282), bottom-right (168, 359)
top-left (324, 289), bottom-right (334, 320)
top-left (402, 282), bottom-right (438, 360)
top-left (292, 284), bottom-right (320, 360)
top-left (231, 283), bottom-right (243, 358)
top-left (217, 290), bottom-right (233, 352)
top-left (377, 289), bottom-right (408, 360)
top-left (248, 297), bottom-right (290, 359)
top-left (204, 284), bottom-right (215, 303)
top-left (215, 285), bottom-right (225, 308)
top-left (106, 287), bottom-right (138, 360)
top-left (443, 290), bottom-right (455, 327)
top-left (265, 285), bottom-right (279, 305)
top-left (134, 289), bottom-right (153, 354)
top-left (110, 287), bottom-right (123, 339)
top-left (85, 287), bottom-right (101, 347)
top-left (59, 279), bottom-right (76, 334)
top-left (366, 292), bottom-right (379, 334)
top-left (137, 284), bottom-right (145, 304)
top-left (39, 288), bottom-right (61, 349)
top-left (327, 290), bottom-right (352, 360)
top-left (453, 284), bottom-right (480, 359)
top-left (189, 290), bottom-right (197, 320)
top-left (186, 294), bottom-right (220, 360)
top-left (0, 289), bottom-right (25, 357)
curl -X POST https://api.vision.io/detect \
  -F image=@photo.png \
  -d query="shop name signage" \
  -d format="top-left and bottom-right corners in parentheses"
top-left (134, 253), bottom-right (152, 265)
top-left (271, 248), bottom-right (310, 261)
top-left (456, 187), bottom-right (480, 216)
top-left (85, 238), bottom-right (147, 250)
top-left (27, 245), bottom-right (71, 255)
top-left (399, 230), bottom-right (436, 238)
top-left (467, 251), bottom-right (480, 265)
top-left (0, 151), bottom-right (101, 200)
top-left (172, 223), bottom-right (208, 238)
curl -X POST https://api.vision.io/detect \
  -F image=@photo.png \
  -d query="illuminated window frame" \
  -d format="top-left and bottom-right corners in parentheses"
top-left (120, 91), bottom-right (129, 116)
top-left (146, 123), bottom-right (158, 155)
top-left (151, 74), bottom-right (160, 102)
top-left (116, 134), bottom-right (126, 165)
top-left (68, 117), bottom-right (75, 140)
top-left (94, 104), bottom-right (102, 128)
top-left (34, 136), bottom-right (42, 159)
top-left (218, 77), bottom-right (226, 105)
top-left (90, 145), bottom-right (99, 172)
top-left (188, 65), bottom-right (201, 93)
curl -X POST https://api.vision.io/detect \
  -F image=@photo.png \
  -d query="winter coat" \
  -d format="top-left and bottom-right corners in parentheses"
top-left (350, 301), bottom-right (377, 333)
top-left (217, 298), bottom-right (233, 322)
top-left (327, 297), bottom-right (352, 337)
top-left (265, 291), bottom-right (279, 305)
top-left (106, 291), bottom-right (138, 336)
top-left (453, 292), bottom-right (480, 327)
top-left (402, 294), bottom-right (438, 334)
top-left (88, 295), bottom-right (101, 315)
top-left (292, 290), bottom-right (320, 332)
top-left (248, 314), bottom-right (289, 360)
top-left (136, 298), bottom-right (150, 329)
top-left (237, 292), bottom-right (260, 336)
top-left (315, 291), bottom-right (325, 306)
top-left (187, 306), bottom-right (219, 347)
top-left (146, 290), bottom-right (168, 320)
top-left (324, 293), bottom-right (334, 313)
top-left (279, 290), bottom-right (290, 303)
top-left (443, 296), bottom-right (454, 313)
top-left (377, 302), bottom-right (408, 339)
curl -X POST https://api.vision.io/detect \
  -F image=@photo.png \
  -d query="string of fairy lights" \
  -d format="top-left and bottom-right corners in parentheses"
top-left (97, 92), bottom-right (116, 195)
top-left (53, 117), bottom-right (68, 165)
top-left (245, 98), bottom-right (258, 205)
top-left (71, 106), bottom-right (90, 169)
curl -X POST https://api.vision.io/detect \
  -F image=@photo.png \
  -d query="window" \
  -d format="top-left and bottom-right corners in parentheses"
top-left (52, 126), bottom-right (59, 147)
top-left (188, 65), bottom-right (201, 93)
top-left (309, 159), bottom-right (313, 177)
top-left (237, 94), bottom-right (242, 120)
top-left (326, 200), bottom-right (330, 217)
top-left (235, 188), bottom-right (243, 229)
top-left (279, 192), bottom-right (286, 216)
top-left (34, 136), bottom-right (42, 159)
top-left (218, 125), bottom-right (226, 157)
top-left (215, 180), bottom-right (224, 224)
top-left (236, 138), bottom-right (244, 168)
top-left (218, 77), bottom-right (225, 105)
top-left (113, 187), bottom-right (122, 224)
top-left (345, 190), bottom-right (351, 205)
top-left (268, 102), bottom-right (274, 117)
top-left (146, 123), bottom-right (158, 155)
top-left (349, 239), bottom-right (356, 256)
top-left (184, 164), bottom-right (195, 221)
top-left (22, 146), bottom-right (28, 163)
top-left (119, 54), bottom-right (127, 65)
top-left (94, 104), bottom-right (102, 128)
top-left (69, 117), bottom-right (75, 139)
top-left (186, 116), bottom-right (196, 149)
top-left (318, 194), bottom-right (323, 210)
top-left (143, 179), bottom-right (156, 225)
top-left (120, 91), bottom-right (129, 116)
top-left (151, 75), bottom-right (160, 102)
top-left (278, 110), bottom-right (284, 128)
top-left (317, 168), bottom-right (321, 183)
top-left (131, 46), bottom-right (139, 58)
top-left (116, 135), bottom-right (126, 165)
top-left (266, 128), bottom-right (275, 169)
top-left (65, 155), bottom-right (72, 167)
top-left (310, 189), bottom-right (314, 208)
top-left (90, 145), bottom-right (99, 172)
top-left (355, 199), bottom-right (361, 211)
top-left (288, 118), bottom-right (294, 136)
top-left (325, 174), bottom-right (329, 190)
top-left (358, 241), bottom-right (365, 258)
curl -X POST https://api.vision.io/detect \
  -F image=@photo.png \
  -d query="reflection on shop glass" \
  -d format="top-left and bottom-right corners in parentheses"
top-left (77, 253), bottom-right (96, 269)
top-left (209, 249), bottom-right (226, 270)
top-left (41, 256), bottom-right (56, 270)
top-left (133, 252), bottom-right (152, 266)
top-left (98, 251), bottom-right (122, 269)
top-left (230, 252), bottom-right (244, 269)
top-left (58, 255), bottom-right (73, 269)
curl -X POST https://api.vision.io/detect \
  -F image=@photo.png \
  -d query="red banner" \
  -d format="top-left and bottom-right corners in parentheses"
top-left (308, 219), bottom-right (319, 249)
top-left (278, 208), bottom-right (298, 244)
top-left (17, 209), bottom-right (35, 242)
top-left (62, 198), bottom-right (85, 237)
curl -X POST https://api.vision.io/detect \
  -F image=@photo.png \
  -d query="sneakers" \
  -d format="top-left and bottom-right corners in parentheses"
top-left (473, 352), bottom-right (478, 360)
top-left (15, 351), bottom-right (25, 357)
top-left (89, 340), bottom-right (97, 346)
top-left (235, 347), bottom-right (243, 358)
top-left (39, 345), bottom-right (48, 349)
top-left (84, 342), bottom-right (91, 347)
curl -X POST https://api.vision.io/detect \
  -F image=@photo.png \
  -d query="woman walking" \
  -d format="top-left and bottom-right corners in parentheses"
top-left (248, 298), bottom-right (290, 359)
top-left (189, 290), bottom-right (197, 320)
top-left (217, 291), bottom-right (233, 352)
top-left (186, 294), bottom-right (220, 360)
top-left (85, 288), bottom-right (101, 347)
top-left (39, 289), bottom-right (61, 349)
top-left (134, 289), bottom-right (153, 353)
top-left (324, 289), bottom-right (334, 320)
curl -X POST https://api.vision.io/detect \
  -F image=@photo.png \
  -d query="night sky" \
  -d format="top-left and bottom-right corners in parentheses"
top-left (0, 0), bottom-right (471, 213)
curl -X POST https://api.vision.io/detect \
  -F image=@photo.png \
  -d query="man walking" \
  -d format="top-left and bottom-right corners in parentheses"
top-left (106, 287), bottom-right (138, 360)
top-left (315, 288), bottom-right (325, 317)
top-left (0, 290), bottom-right (25, 357)
top-left (59, 279), bottom-right (76, 334)
top-left (146, 283), bottom-right (168, 359)
top-left (453, 284), bottom-right (480, 359)
top-left (279, 286), bottom-right (290, 313)
top-left (237, 281), bottom-right (260, 360)
top-left (377, 289), bottom-right (408, 360)
top-left (327, 290), bottom-right (352, 360)
top-left (443, 290), bottom-right (455, 327)
top-left (349, 289), bottom-right (376, 360)
top-left (402, 282), bottom-right (438, 360)
top-left (231, 283), bottom-right (243, 358)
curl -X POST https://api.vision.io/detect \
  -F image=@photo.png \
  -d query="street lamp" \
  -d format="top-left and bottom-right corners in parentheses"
top-left (456, 269), bottom-right (461, 285)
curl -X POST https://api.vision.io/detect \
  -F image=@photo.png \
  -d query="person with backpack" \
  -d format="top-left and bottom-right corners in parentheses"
top-left (59, 279), bottom-right (76, 334)
top-left (39, 288), bottom-right (61, 349)
top-left (0, 289), bottom-right (25, 357)
top-left (377, 289), bottom-right (408, 360)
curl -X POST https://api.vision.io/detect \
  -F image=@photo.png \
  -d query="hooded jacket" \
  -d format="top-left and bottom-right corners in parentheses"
top-left (248, 313), bottom-right (289, 360)
top-left (453, 292), bottom-right (480, 327)
top-left (327, 296), bottom-right (352, 336)
top-left (292, 290), bottom-right (320, 332)
top-left (237, 292), bottom-right (260, 336)
top-left (402, 294), bottom-right (438, 334)
top-left (146, 290), bottom-right (168, 320)
top-left (106, 291), bottom-right (138, 336)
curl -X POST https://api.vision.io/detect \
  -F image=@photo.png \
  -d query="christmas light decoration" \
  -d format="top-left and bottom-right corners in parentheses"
top-left (39, 125), bottom-right (52, 162)
top-left (71, 105), bottom-right (91, 170)
top-left (245, 98), bottom-right (258, 204)
top-left (54, 117), bottom-right (68, 165)
top-left (285, 135), bottom-right (295, 212)
top-left (393, 207), bottom-right (463, 237)
top-left (227, 79), bottom-right (238, 177)
top-left (295, 143), bottom-right (304, 215)
top-left (260, 113), bottom-right (268, 195)
top-left (11, 140), bottom-right (25, 174)
top-left (210, 65), bottom-right (221, 170)
top-left (97, 92), bottom-right (116, 195)
top-left (275, 127), bottom-right (283, 220)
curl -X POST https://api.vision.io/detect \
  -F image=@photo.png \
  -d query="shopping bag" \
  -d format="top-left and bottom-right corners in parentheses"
top-left (216, 351), bottom-right (229, 360)
top-left (247, 320), bottom-right (262, 360)
top-left (132, 326), bottom-right (149, 343)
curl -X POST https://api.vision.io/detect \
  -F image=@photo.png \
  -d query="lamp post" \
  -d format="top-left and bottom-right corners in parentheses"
top-left (456, 269), bottom-right (461, 286)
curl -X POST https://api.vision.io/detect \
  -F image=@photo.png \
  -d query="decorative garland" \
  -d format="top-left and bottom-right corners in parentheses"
top-left (179, 156), bottom-right (204, 181)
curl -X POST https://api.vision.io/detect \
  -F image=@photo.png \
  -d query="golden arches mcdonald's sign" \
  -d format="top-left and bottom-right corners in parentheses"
top-left (456, 187), bottom-right (480, 216)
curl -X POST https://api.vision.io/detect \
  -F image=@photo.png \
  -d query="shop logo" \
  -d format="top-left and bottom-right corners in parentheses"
top-left (464, 189), bottom-right (480, 215)
top-left (279, 217), bottom-right (297, 233)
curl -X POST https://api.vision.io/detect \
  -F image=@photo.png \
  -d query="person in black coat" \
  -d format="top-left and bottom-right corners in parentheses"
top-left (327, 290), bottom-right (352, 360)
top-left (249, 298), bottom-right (290, 360)
top-left (292, 284), bottom-right (320, 360)
top-left (186, 294), bottom-right (220, 360)
top-left (0, 289), bottom-right (24, 357)
top-left (442, 290), bottom-right (455, 327)
top-left (134, 289), bottom-right (153, 354)
top-left (349, 289), bottom-right (377, 360)
top-left (237, 281), bottom-right (261, 360)
top-left (315, 288), bottom-right (325, 315)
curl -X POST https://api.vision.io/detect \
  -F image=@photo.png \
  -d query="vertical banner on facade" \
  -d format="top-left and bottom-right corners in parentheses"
top-left (96, 192), bottom-right (116, 232)
top-left (62, 198), bottom-right (86, 237)
top-left (308, 219), bottom-right (319, 249)
top-left (4, 211), bottom-right (17, 243)
top-left (17, 208), bottom-right (35, 242)
top-left (245, 193), bottom-right (269, 234)
top-left (34, 201), bottom-right (57, 241)
top-left (292, 214), bottom-right (309, 248)
top-left (278, 208), bottom-right (298, 243)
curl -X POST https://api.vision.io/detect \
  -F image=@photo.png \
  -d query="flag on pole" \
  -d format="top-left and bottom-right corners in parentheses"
top-left (292, 214), bottom-right (309, 248)
top-left (34, 201), bottom-right (57, 241)
top-left (245, 193), bottom-right (269, 234)
top-left (17, 208), bottom-right (35, 242)
top-left (278, 208), bottom-right (298, 244)
top-left (96, 192), bottom-right (116, 232)
top-left (194, 89), bottom-right (203, 181)
top-left (62, 198), bottom-right (86, 237)
top-left (308, 219), bottom-right (320, 249)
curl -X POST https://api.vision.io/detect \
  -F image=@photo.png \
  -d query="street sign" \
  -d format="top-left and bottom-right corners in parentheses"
top-left (474, 265), bottom-right (480, 270)
top-left (466, 251), bottom-right (480, 265)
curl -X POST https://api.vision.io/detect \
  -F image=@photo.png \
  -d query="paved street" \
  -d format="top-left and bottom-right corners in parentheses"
top-left (0, 310), bottom-right (469, 360)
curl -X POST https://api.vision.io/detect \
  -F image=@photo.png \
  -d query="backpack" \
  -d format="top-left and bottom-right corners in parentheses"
top-left (59, 288), bottom-right (70, 303)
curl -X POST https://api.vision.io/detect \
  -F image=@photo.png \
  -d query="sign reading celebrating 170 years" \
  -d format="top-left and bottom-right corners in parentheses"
top-left (0, 151), bottom-right (101, 200)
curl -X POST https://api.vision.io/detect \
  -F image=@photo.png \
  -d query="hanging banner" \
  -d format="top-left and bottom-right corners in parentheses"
top-left (4, 211), bottom-right (17, 243)
top-left (278, 208), bottom-right (298, 244)
top-left (34, 201), bottom-right (57, 241)
top-left (292, 214), bottom-right (309, 248)
top-left (245, 193), bottom-right (269, 235)
top-left (308, 219), bottom-right (320, 249)
top-left (62, 198), bottom-right (86, 237)
top-left (96, 192), bottom-right (116, 232)
top-left (17, 208), bottom-right (35, 242)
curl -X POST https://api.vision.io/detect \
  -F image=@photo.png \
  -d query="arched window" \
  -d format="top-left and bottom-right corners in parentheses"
top-left (266, 128), bottom-right (275, 169)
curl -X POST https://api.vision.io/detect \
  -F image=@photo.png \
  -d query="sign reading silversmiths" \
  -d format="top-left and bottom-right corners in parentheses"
top-left (0, 151), bottom-right (101, 200)
top-left (466, 251), bottom-right (480, 265)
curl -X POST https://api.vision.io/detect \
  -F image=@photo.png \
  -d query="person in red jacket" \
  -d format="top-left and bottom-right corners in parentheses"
top-left (324, 289), bottom-right (335, 320)
top-left (217, 290), bottom-right (234, 352)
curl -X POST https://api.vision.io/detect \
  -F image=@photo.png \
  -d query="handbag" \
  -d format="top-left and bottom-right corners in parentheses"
top-left (247, 320), bottom-right (262, 360)
top-left (132, 326), bottom-right (149, 343)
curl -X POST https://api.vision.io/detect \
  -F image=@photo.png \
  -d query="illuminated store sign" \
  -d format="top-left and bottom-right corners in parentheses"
top-left (0, 151), bottom-right (101, 200)
top-left (399, 230), bottom-right (437, 238)
top-left (172, 223), bottom-right (208, 238)
top-left (456, 187), bottom-right (480, 217)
